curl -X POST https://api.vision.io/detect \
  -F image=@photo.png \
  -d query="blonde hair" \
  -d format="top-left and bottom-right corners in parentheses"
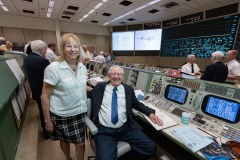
top-left (59, 33), bottom-right (83, 63)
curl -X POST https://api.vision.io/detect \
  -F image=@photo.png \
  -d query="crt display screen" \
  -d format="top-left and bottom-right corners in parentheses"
top-left (164, 85), bottom-right (188, 104)
top-left (202, 95), bottom-right (240, 123)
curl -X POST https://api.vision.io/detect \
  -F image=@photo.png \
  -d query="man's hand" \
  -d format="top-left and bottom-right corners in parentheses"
top-left (149, 113), bottom-right (163, 126)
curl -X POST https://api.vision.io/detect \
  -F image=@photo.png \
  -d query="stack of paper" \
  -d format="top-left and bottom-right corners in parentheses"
top-left (170, 127), bottom-right (213, 152)
top-left (144, 111), bottom-right (179, 130)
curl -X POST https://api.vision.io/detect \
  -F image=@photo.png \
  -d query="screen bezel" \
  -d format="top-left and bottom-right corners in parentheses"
top-left (164, 85), bottom-right (188, 105)
top-left (201, 95), bottom-right (240, 124)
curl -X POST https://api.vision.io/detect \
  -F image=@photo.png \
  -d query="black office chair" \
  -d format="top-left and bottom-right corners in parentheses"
top-left (85, 98), bottom-right (135, 160)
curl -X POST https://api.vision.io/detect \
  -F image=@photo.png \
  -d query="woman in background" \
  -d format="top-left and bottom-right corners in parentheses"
top-left (41, 33), bottom-right (88, 160)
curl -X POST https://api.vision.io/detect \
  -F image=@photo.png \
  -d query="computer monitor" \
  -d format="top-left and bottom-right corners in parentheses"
top-left (164, 85), bottom-right (188, 104)
top-left (202, 95), bottom-right (240, 123)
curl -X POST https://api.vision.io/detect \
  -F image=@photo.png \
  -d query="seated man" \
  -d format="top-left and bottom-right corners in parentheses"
top-left (181, 54), bottom-right (201, 75)
top-left (88, 65), bottom-right (163, 160)
top-left (201, 51), bottom-right (228, 83)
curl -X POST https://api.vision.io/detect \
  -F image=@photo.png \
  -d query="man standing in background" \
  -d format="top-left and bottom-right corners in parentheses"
top-left (23, 40), bottom-right (50, 139)
top-left (201, 51), bottom-right (228, 83)
top-left (225, 50), bottom-right (240, 88)
top-left (82, 44), bottom-right (92, 61)
top-left (45, 43), bottom-right (59, 63)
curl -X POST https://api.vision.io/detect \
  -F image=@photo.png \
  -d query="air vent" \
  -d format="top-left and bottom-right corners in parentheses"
top-left (23, 10), bottom-right (34, 14)
top-left (120, 22), bottom-right (126, 24)
top-left (67, 6), bottom-right (79, 11)
top-left (119, 0), bottom-right (133, 6)
top-left (102, 13), bottom-right (112, 16)
top-left (62, 16), bottom-right (71, 19)
top-left (162, 2), bottom-right (179, 8)
top-left (63, 11), bottom-right (76, 16)
top-left (22, 0), bottom-right (33, 2)
top-left (127, 18), bottom-right (135, 21)
top-left (91, 20), bottom-right (98, 23)
top-left (148, 9), bottom-right (159, 14)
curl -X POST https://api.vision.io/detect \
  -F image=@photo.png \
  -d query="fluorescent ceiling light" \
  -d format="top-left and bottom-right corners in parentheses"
top-left (103, 22), bottom-right (109, 25)
top-left (102, 0), bottom-right (108, 2)
top-left (47, 8), bottom-right (53, 13)
top-left (0, 1), bottom-right (4, 6)
top-left (148, 0), bottom-right (161, 5)
top-left (1, 6), bottom-right (9, 12)
top-left (49, 0), bottom-right (55, 8)
top-left (88, 9), bottom-right (95, 15)
top-left (47, 12), bottom-right (51, 17)
top-left (94, 2), bottom-right (103, 9)
top-left (83, 14), bottom-right (89, 18)
top-left (103, 0), bottom-right (162, 25)
top-left (79, 18), bottom-right (84, 22)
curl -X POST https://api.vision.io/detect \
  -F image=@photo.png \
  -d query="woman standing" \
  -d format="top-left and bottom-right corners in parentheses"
top-left (41, 33), bottom-right (88, 160)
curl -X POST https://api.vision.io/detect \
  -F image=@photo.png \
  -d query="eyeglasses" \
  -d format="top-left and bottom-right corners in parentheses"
top-left (110, 73), bottom-right (123, 76)
top-left (222, 141), bottom-right (240, 158)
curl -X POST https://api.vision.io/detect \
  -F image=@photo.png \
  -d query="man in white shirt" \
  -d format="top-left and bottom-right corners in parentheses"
top-left (181, 54), bottom-right (201, 75)
top-left (95, 51), bottom-right (105, 63)
top-left (82, 44), bottom-right (92, 62)
top-left (45, 43), bottom-right (59, 63)
top-left (225, 50), bottom-right (240, 87)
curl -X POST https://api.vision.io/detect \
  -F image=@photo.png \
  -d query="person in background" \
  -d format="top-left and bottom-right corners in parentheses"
top-left (45, 43), bottom-right (59, 63)
top-left (6, 41), bottom-right (13, 51)
top-left (82, 44), bottom-right (92, 61)
top-left (111, 52), bottom-right (115, 62)
top-left (224, 50), bottom-right (240, 88)
top-left (201, 51), bottom-right (228, 83)
top-left (41, 33), bottom-right (88, 160)
top-left (88, 65), bottom-right (163, 160)
top-left (26, 44), bottom-right (32, 55)
top-left (105, 52), bottom-right (111, 63)
top-left (181, 54), bottom-right (201, 75)
top-left (23, 40), bottom-right (50, 139)
top-left (24, 41), bottom-right (31, 53)
top-left (0, 37), bottom-right (7, 52)
top-left (95, 51), bottom-right (105, 63)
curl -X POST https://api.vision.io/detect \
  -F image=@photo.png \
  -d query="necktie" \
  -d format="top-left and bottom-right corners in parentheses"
top-left (111, 88), bottom-right (118, 124)
top-left (191, 64), bottom-right (194, 73)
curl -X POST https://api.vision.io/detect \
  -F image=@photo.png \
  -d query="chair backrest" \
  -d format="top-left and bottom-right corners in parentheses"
top-left (87, 98), bottom-right (92, 117)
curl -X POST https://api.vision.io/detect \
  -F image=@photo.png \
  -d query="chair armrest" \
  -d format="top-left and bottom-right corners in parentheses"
top-left (132, 109), bottom-right (139, 116)
top-left (85, 116), bottom-right (98, 135)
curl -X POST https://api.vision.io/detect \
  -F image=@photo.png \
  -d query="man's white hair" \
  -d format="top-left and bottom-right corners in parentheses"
top-left (212, 51), bottom-right (224, 60)
top-left (187, 54), bottom-right (195, 60)
top-left (30, 40), bottom-right (47, 52)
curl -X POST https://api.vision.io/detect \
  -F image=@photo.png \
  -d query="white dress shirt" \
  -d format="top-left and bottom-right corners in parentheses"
top-left (98, 84), bottom-right (127, 128)
top-left (181, 62), bottom-right (200, 75)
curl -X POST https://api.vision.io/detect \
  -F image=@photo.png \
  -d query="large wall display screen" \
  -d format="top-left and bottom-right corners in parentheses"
top-left (161, 15), bottom-right (239, 58)
top-left (112, 31), bottom-right (134, 51)
top-left (134, 29), bottom-right (162, 50)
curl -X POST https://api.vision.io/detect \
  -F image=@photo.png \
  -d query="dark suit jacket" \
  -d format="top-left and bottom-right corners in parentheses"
top-left (88, 82), bottom-right (155, 129)
top-left (201, 61), bottom-right (228, 83)
top-left (23, 52), bottom-right (50, 100)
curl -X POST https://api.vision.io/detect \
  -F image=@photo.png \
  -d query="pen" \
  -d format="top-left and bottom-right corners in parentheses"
top-left (197, 127), bottom-right (217, 137)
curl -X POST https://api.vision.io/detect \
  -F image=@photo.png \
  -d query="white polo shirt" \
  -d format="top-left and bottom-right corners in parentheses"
top-left (44, 61), bottom-right (88, 117)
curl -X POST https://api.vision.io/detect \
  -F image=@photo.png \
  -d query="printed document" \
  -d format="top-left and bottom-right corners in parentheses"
top-left (171, 127), bottom-right (213, 152)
